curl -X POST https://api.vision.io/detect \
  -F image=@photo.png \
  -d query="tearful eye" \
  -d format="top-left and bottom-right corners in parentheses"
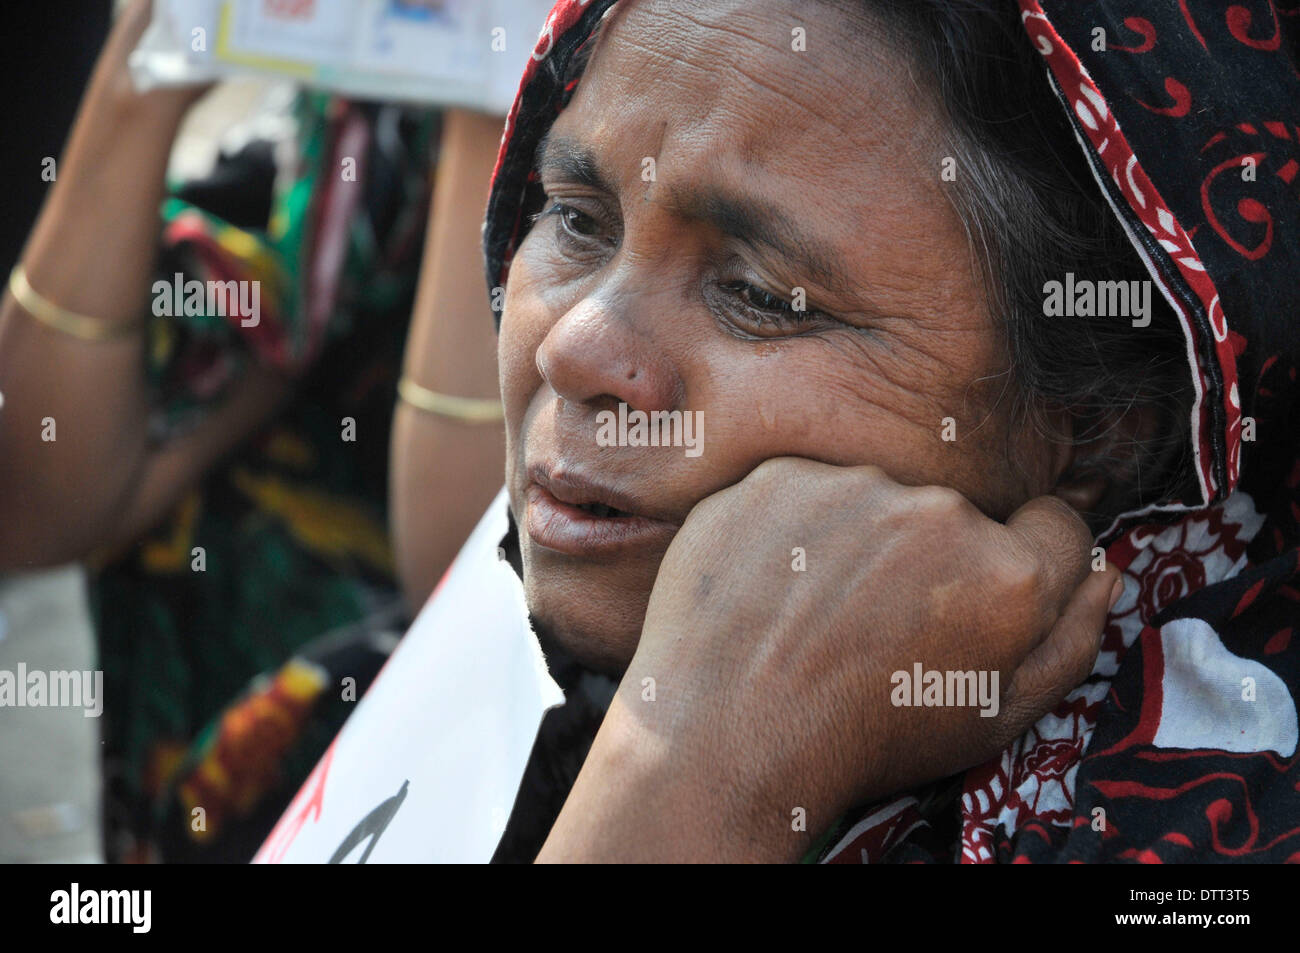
top-left (533, 199), bottom-right (615, 259)
top-left (720, 280), bottom-right (800, 314)
top-left (557, 204), bottom-right (601, 238)
top-left (711, 276), bottom-right (834, 338)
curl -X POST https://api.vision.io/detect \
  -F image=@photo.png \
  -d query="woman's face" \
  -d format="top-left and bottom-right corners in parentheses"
top-left (499, 0), bottom-right (1066, 674)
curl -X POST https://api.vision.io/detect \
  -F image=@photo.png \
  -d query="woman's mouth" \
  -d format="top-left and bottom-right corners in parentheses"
top-left (524, 481), bottom-right (677, 558)
top-left (573, 501), bottom-right (626, 518)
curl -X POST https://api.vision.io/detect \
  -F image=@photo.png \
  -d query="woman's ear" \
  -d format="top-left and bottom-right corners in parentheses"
top-left (1050, 404), bottom-right (1164, 520)
top-left (1054, 461), bottom-right (1108, 514)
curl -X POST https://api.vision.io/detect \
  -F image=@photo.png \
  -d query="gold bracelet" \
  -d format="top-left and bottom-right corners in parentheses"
top-left (398, 376), bottom-right (504, 424)
top-left (8, 265), bottom-right (145, 341)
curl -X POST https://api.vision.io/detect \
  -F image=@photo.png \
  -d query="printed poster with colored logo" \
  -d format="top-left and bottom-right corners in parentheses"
top-left (131, 0), bottom-right (556, 114)
top-left (253, 489), bottom-right (563, 863)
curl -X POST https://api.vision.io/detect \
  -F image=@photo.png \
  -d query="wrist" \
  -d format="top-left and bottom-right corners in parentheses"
top-left (95, 83), bottom-right (197, 146)
top-left (539, 681), bottom-right (823, 863)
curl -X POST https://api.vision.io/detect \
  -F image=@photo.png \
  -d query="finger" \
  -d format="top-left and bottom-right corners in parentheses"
top-left (997, 563), bottom-right (1121, 739)
top-left (115, 0), bottom-right (156, 50)
top-left (1003, 494), bottom-right (1095, 616)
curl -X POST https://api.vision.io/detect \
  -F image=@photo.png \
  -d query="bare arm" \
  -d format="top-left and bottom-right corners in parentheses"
top-left (0, 0), bottom-right (289, 570)
top-left (389, 108), bottom-right (506, 613)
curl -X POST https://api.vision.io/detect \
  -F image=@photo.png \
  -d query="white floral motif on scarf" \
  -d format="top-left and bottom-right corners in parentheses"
top-left (956, 491), bottom-right (1266, 862)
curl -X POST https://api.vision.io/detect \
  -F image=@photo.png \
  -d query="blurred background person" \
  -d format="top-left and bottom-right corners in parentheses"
top-left (0, 0), bottom-right (539, 861)
top-left (0, 0), bottom-right (115, 865)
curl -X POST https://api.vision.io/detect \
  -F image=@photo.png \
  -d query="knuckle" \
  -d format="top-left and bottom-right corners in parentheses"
top-left (745, 457), bottom-right (783, 483)
top-left (1038, 495), bottom-right (1093, 552)
top-left (987, 549), bottom-right (1040, 607)
top-left (1055, 503), bottom-right (1094, 556)
top-left (853, 463), bottom-right (889, 485)
top-left (1069, 511), bottom-right (1094, 553)
top-left (911, 485), bottom-right (975, 522)
top-left (745, 456), bottom-right (800, 488)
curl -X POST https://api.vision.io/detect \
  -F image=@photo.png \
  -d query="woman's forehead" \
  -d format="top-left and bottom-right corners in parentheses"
top-left (564, 0), bottom-right (942, 184)
top-left (542, 2), bottom-right (961, 305)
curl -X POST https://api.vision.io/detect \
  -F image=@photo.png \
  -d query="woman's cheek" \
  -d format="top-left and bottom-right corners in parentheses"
top-left (796, 343), bottom-right (1029, 504)
top-left (499, 257), bottom-right (557, 419)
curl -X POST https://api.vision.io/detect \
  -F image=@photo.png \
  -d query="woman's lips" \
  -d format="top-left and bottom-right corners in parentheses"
top-left (525, 483), bottom-right (677, 557)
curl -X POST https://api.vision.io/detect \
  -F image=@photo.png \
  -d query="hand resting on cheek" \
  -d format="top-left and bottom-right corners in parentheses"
top-left (539, 457), bottom-right (1121, 863)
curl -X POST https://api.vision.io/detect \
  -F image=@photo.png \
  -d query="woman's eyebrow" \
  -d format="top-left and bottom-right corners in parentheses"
top-left (535, 133), bottom-right (613, 193)
top-left (536, 133), bottom-right (852, 295)
top-left (672, 188), bottom-right (853, 295)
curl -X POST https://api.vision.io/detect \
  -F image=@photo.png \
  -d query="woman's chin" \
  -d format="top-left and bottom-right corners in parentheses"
top-left (530, 604), bottom-right (644, 678)
top-left (522, 557), bottom-right (655, 678)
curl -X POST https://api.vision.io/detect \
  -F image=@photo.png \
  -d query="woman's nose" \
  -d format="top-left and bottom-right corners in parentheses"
top-left (534, 292), bottom-right (682, 413)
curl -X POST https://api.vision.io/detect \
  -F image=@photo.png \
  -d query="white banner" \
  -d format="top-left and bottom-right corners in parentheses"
top-left (131, 0), bottom-right (556, 114)
top-left (253, 488), bottom-right (562, 863)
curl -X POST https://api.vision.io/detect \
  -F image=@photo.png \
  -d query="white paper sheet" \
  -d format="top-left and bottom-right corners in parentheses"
top-left (253, 488), bottom-right (563, 863)
top-left (131, 0), bottom-right (556, 114)
top-left (226, 0), bottom-right (355, 65)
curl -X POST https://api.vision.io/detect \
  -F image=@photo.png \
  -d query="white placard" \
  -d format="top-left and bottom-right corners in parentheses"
top-left (225, 0), bottom-right (355, 65)
top-left (253, 488), bottom-right (563, 863)
top-left (131, 0), bottom-right (557, 114)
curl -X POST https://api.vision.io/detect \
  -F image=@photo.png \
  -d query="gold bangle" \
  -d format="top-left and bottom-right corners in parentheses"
top-left (8, 265), bottom-right (144, 341)
top-left (398, 376), bottom-right (504, 424)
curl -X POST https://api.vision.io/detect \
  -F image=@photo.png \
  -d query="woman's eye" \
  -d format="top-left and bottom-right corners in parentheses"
top-left (713, 279), bottom-right (832, 337)
top-left (559, 205), bottom-right (600, 237)
top-left (733, 283), bottom-right (791, 312)
top-left (720, 280), bottom-right (810, 317)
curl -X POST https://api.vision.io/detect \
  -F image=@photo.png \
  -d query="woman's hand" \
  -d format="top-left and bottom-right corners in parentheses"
top-left (83, 0), bottom-right (212, 123)
top-left (539, 457), bottom-right (1120, 862)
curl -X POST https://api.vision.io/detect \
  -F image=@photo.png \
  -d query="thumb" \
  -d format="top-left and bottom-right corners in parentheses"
top-left (997, 563), bottom-right (1122, 739)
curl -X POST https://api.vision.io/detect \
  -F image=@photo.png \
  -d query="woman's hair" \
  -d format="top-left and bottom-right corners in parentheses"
top-left (563, 0), bottom-right (1194, 527)
top-left (849, 0), bottom-right (1193, 525)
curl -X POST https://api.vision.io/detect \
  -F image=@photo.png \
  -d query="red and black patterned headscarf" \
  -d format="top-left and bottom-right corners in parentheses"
top-left (484, 0), bottom-right (1300, 862)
